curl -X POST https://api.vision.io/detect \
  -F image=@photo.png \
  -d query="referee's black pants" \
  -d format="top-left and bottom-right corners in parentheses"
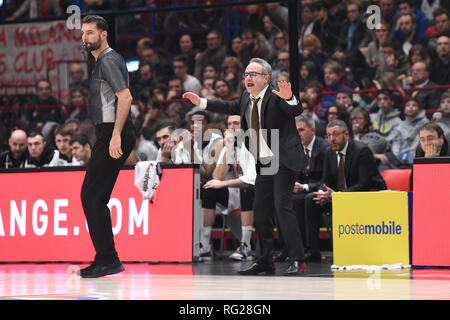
top-left (81, 123), bottom-right (135, 265)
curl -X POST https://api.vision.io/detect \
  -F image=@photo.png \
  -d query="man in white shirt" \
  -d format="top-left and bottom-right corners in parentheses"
top-left (202, 115), bottom-right (257, 261)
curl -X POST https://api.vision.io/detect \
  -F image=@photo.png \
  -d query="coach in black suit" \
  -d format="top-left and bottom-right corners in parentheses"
top-left (305, 120), bottom-right (386, 261)
top-left (183, 58), bottom-right (308, 275)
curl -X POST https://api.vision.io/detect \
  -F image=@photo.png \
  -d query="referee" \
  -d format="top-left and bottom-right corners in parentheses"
top-left (77, 15), bottom-right (136, 278)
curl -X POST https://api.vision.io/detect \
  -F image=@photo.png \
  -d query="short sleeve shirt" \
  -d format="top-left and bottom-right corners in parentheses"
top-left (89, 48), bottom-right (130, 125)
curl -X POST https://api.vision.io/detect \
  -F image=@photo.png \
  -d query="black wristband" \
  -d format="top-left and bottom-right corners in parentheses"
top-left (286, 94), bottom-right (294, 101)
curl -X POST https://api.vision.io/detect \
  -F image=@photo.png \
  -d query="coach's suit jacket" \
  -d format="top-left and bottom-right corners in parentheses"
top-left (297, 136), bottom-right (330, 192)
top-left (206, 86), bottom-right (307, 172)
top-left (320, 139), bottom-right (387, 192)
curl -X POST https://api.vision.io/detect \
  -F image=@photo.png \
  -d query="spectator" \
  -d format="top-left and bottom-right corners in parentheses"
top-left (213, 79), bottom-right (238, 101)
top-left (298, 4), bottom-right (321, 52)
top-left (166, 102), bottom-right (189, 130)
top-left (299, 61), bottom-right (318, 92)
top-left (267, 30), bottom-right (289, 67)
top-left (390, 98), bottom-right (429, 163)
top-left (202, 115), bottom-right (257, 261)
top-left (394, 13), bottom-right (429, 56)
top-left (200, 77), bottom-right (216, 99)
top-left (343, 48), bottom-right (374, 89)
top-left (141, 97), bottom-right (168, 141)
top-left (370, 89), bottom-right (403, 142)
top-left (325, 103), bottom-right (353, 138)
top-left (303, 80), bottom-right (323, 116)
top-left (173, 55), bottom-right (202, 95)
top-left (229, 34), bottom-right (246, 66)
top-left (299, 33), bottom-right (327, 83)
top-left (429, 35), bottom-right (450, 84)
top-left (261, 13), bottom-right (281, 46)
top-left (416, 122), bottom-right (450, 157)
top-left (178, 34), bottom-right (198, 75)
top-left (351, 107), bottom-right (390, 162)
top-left (375, 39), bottom-right (411, 81)
top-left (166, 76), bottom-right (185, 100)
top-left (271, 50), bottom-right (290, 85)
top-left (140, 46), bottom-right (172, 83)
top-left (67, 86), bottom-right (90, 122)
top-left (366, 21), bottom-right (391, 68)
top-left (396, 0), bottom-right (431, 36)
top-left (130, 62), bottom-right (156, 103)
top-left (201, 64), bottom-right (219, 83)
top-left (24, 132), bottom-right (55, 168)
top-left (314, 1), bottom-right (340, 55)
top-left (221, 56), bottom-right (244, 96)
top-left (319, 60), bottom-right (351, 121)
top-left (332, 0), bottom-right (370, 61)
top-left (135, 37), bottom-right (153, 61)
top-left (240, 29), bottom-right (270, 67)
top-left (433, 90), bottom-right (450, 139)
top-left (304, 120), bottom-right (386, 262)
top-left (49, 125), bottom-right (82, 166)
top-left (24, 79), bottom-right (66, 131)
top-left (0, 129), bottom-right (28, 169)
top-left (70, 134), bottom-right (92, 165)
top-left (264, 2), bottom-right (289, 31)
top-left (408, 61), bottom-right (441, 111)
top-left (9, 0), bottom-right (61, 20)
top-left (400, 44), bottom-right (432, 89)
top-left (335, 88), bottom-right (357, 113)
top-left (379, 0), bottom-right (399, 30)
top-left (425, 7), bottom-right (449, 40)
top-left (68, 63), bottom-right (89, 90)
top-left (299, 97), bottom-right (326, 138)
top-left (155, 121), bottom-right (177, 163)
top-left (194, 30), bottom-right (227, 81)
top-left (240, 4), bottom-right (265, 33)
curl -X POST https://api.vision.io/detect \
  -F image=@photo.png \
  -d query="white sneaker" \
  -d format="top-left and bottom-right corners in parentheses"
top-left (229, 243), bottom-right (253, 261)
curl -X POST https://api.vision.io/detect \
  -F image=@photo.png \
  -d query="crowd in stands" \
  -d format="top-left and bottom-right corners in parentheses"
top-left (1, 0), bottom-right (450, 260)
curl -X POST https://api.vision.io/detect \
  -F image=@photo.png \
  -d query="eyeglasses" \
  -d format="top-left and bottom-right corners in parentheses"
top-left (242, 72), bottom-right (267, 79)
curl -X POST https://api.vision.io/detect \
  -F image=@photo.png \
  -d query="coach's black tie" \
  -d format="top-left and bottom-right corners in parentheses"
top-left (250, 97), bottom-right (261, 159)
top-left (337, 152), bottom-right (345, 191)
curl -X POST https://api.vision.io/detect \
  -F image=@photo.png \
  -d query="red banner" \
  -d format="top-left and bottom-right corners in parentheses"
top-left (0, 167), bottom-right (196, 262)
top-left (412, 162), bottom-right (450, 267)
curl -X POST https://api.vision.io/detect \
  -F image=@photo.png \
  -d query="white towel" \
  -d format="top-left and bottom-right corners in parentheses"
top-left (134, 161), bottom-right (161, 202)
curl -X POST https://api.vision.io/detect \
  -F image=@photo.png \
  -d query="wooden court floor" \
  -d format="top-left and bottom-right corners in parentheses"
top-left (1, 253), bottom-right (450, 300)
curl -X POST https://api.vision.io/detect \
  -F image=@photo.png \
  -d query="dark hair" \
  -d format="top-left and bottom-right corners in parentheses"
top-left (155, 121), bottom-right (176, 134)
top-left (189, 110), bottom-right (210, 124)
top-left (82, 15), bottom-right (109, 32)
top-left (28, 131), bottom-right (45, 140)
top-left (376, 88), bottom-right (394, 100)
top-left (54, 124), bottom-right (74, 137)
top-left (70, 134), bottom-right (91, 147)
top-left (405, 97), bottom-right (423, 109)
top-left (351, 107), bottom-right (372, 132)
top-left (419, 122), bottom-right (444, 138)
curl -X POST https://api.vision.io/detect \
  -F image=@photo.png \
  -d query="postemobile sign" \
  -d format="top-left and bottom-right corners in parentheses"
top-left (332, 191), bottom-right (409, 266)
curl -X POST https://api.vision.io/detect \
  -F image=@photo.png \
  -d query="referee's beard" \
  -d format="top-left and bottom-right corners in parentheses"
top-left (85, 36), bottom-right (102, 52)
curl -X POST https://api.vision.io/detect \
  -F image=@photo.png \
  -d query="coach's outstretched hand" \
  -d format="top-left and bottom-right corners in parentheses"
top-left (272, 80), bottom-right (293, 100)
top-left (183, 92), bottom-right (201, 106)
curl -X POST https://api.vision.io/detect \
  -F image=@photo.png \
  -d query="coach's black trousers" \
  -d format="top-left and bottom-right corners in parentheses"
top-left (253, 163), bottom-right (305, 264)
top-left (81, 122), bottom-right (135, 264)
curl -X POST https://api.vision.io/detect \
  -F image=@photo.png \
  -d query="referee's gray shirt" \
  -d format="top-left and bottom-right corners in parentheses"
top-left (89, 47), bottom-right (130, 125)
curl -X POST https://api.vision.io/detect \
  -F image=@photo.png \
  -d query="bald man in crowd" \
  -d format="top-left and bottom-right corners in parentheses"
top-left (0, 129), bottom-right (29, 168)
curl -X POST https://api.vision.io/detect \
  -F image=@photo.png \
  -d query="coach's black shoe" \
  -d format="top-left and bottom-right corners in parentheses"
top-left (77, 261), bottom-right (125, 278)
top-left (283, 261), bottom-right (306, 276)
top-left (238, 261), bottom-right (275, 275)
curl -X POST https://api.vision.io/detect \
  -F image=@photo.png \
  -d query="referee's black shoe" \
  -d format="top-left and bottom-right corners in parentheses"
top-left (77, 261), bottom-right (124, 278)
